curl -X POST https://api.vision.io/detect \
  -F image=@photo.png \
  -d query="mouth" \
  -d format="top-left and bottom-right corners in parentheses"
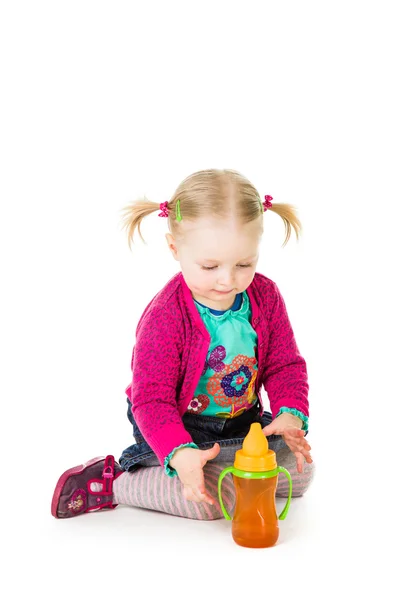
top-left (213, 289), bottom-right (234, 295)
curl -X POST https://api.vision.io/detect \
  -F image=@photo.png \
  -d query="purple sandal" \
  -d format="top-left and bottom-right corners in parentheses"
top-left (51, 455), bottom-right (123, 518)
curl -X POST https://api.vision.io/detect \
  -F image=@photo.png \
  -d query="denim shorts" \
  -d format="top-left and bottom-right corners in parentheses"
top-left (119, 398), bottom-right (288, 472)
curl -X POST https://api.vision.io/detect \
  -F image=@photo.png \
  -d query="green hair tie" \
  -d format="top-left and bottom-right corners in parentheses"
top-left (176, 198), bottom-right (182, 222)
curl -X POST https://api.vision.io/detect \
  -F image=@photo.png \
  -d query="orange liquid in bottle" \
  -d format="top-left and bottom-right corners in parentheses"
top-left (231, 475), bottom-right (279, 548)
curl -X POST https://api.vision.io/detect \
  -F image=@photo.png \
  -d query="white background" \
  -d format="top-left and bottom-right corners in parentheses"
top-left (1, 1), bottom-right (399, 598)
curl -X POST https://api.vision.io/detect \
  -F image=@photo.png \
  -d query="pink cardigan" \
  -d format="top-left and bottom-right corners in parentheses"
top-left (125, 272), bottom-right (309, 466)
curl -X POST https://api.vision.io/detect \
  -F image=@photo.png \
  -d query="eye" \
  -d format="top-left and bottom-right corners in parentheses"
top-left (201, 264), bottom-right (252, 270)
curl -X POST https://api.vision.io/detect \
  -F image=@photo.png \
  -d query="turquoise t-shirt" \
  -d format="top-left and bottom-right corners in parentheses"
top-left (186, 291), bottom-right (258, 419)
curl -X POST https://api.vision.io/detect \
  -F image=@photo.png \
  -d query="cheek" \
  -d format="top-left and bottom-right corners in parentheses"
top-left (184, 267), bottom-right (212, 290)
top-left (240, 268), bottom-right (256, 286)
top-left (195, 271), bottom-right (214, 290)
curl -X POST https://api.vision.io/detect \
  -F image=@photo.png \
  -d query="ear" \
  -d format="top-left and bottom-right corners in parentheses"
top-left (165, 233), bottom-right (179, 261)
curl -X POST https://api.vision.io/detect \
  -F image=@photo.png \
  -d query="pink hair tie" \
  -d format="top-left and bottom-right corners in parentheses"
top-left (158, 201), bottom-right (169, 217)
top-left (263, 195), bottom-right (273, 211)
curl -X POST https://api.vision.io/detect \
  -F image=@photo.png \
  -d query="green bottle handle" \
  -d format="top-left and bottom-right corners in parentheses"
top-left (218, 465), bottom-right (292, 521)
top-left (218, 467), bottom-right (235, 520)
top-left (277, 466), bottom-right (292, 520)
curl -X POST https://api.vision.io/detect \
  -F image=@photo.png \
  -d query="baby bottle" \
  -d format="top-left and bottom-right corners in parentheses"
top-left (218, 422), bottom-right (292, 548)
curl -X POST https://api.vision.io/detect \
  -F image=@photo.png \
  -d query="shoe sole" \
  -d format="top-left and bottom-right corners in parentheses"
top-left (51, 456), bottom-right (105, 518)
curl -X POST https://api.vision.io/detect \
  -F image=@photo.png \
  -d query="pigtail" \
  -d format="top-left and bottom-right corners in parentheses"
top-left (120, 197), bottom-right (160, 248)
top-left (120, 171), bottom-right (303, 250)
top-left (268, 203), bottom-right (302, 247)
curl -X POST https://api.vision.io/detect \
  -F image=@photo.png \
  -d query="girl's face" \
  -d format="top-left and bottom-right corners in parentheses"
top-left (166, 217), bottom-right (263, 311)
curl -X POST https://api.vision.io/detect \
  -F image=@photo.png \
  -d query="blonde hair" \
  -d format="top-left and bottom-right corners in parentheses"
top-left (121, 169), bottom-right (302, 248)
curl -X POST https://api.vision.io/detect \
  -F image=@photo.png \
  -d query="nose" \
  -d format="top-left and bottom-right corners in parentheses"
top-left (216, 269), bottom-right (235, 289)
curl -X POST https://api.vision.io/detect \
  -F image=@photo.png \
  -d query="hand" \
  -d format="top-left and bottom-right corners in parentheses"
top-left (169, 443), bottom-right (221, 505)
top-left (262, 413), bottom-right (313, 473)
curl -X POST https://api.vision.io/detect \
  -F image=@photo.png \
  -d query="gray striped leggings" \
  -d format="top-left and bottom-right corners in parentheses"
top-left (97, 446), bottom-right (315, 520)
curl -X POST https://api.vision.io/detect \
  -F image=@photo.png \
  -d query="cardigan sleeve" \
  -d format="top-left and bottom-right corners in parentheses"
top-left (262, 283), bottom-right (309, 419)
top-left (128, 305), bottom-right (194, 466)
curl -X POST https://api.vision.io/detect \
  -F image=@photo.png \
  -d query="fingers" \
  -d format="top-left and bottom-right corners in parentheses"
top-left (262, 425), bottom-right (276, 436)
top-left (182, 465), bottom-right (216, 505)
top-left (176, 446), bottom-right (220, 505)
top-left (283, 430), bottom-right (311, 450)
top-left (287, 439), bottom-right (312, 455)
top-left (183, 485), bottom-right (215, 505)
top-left (294, 452), bottom-right (304, 474)
top-left (195, 482), bottom-right (215, 505)
top-left (284, 427), bottom-right (305, 438)
top-left (201, 443), bottom-right (220, 463)
top-left (294, 450), bottom-right (313, 472)
top-left (287, 443), bottom-right (312, 464)
top-left (282, 430), bottom-right (313, 469)
top-left (264, 426), bottom-right (305, 438)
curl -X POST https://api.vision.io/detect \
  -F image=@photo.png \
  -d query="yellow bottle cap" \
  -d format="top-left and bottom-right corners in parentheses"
top-left (234, 422), bottom-right (277, 472)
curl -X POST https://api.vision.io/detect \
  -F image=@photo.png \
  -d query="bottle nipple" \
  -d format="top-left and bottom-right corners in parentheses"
top-left (242, 422), bottom-right (269, 457)
top-left (234, 422), bottom-right (277, 472)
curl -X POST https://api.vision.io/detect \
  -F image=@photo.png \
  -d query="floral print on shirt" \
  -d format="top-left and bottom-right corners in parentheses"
top-left (188, 347), bottom-right (258, 418)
